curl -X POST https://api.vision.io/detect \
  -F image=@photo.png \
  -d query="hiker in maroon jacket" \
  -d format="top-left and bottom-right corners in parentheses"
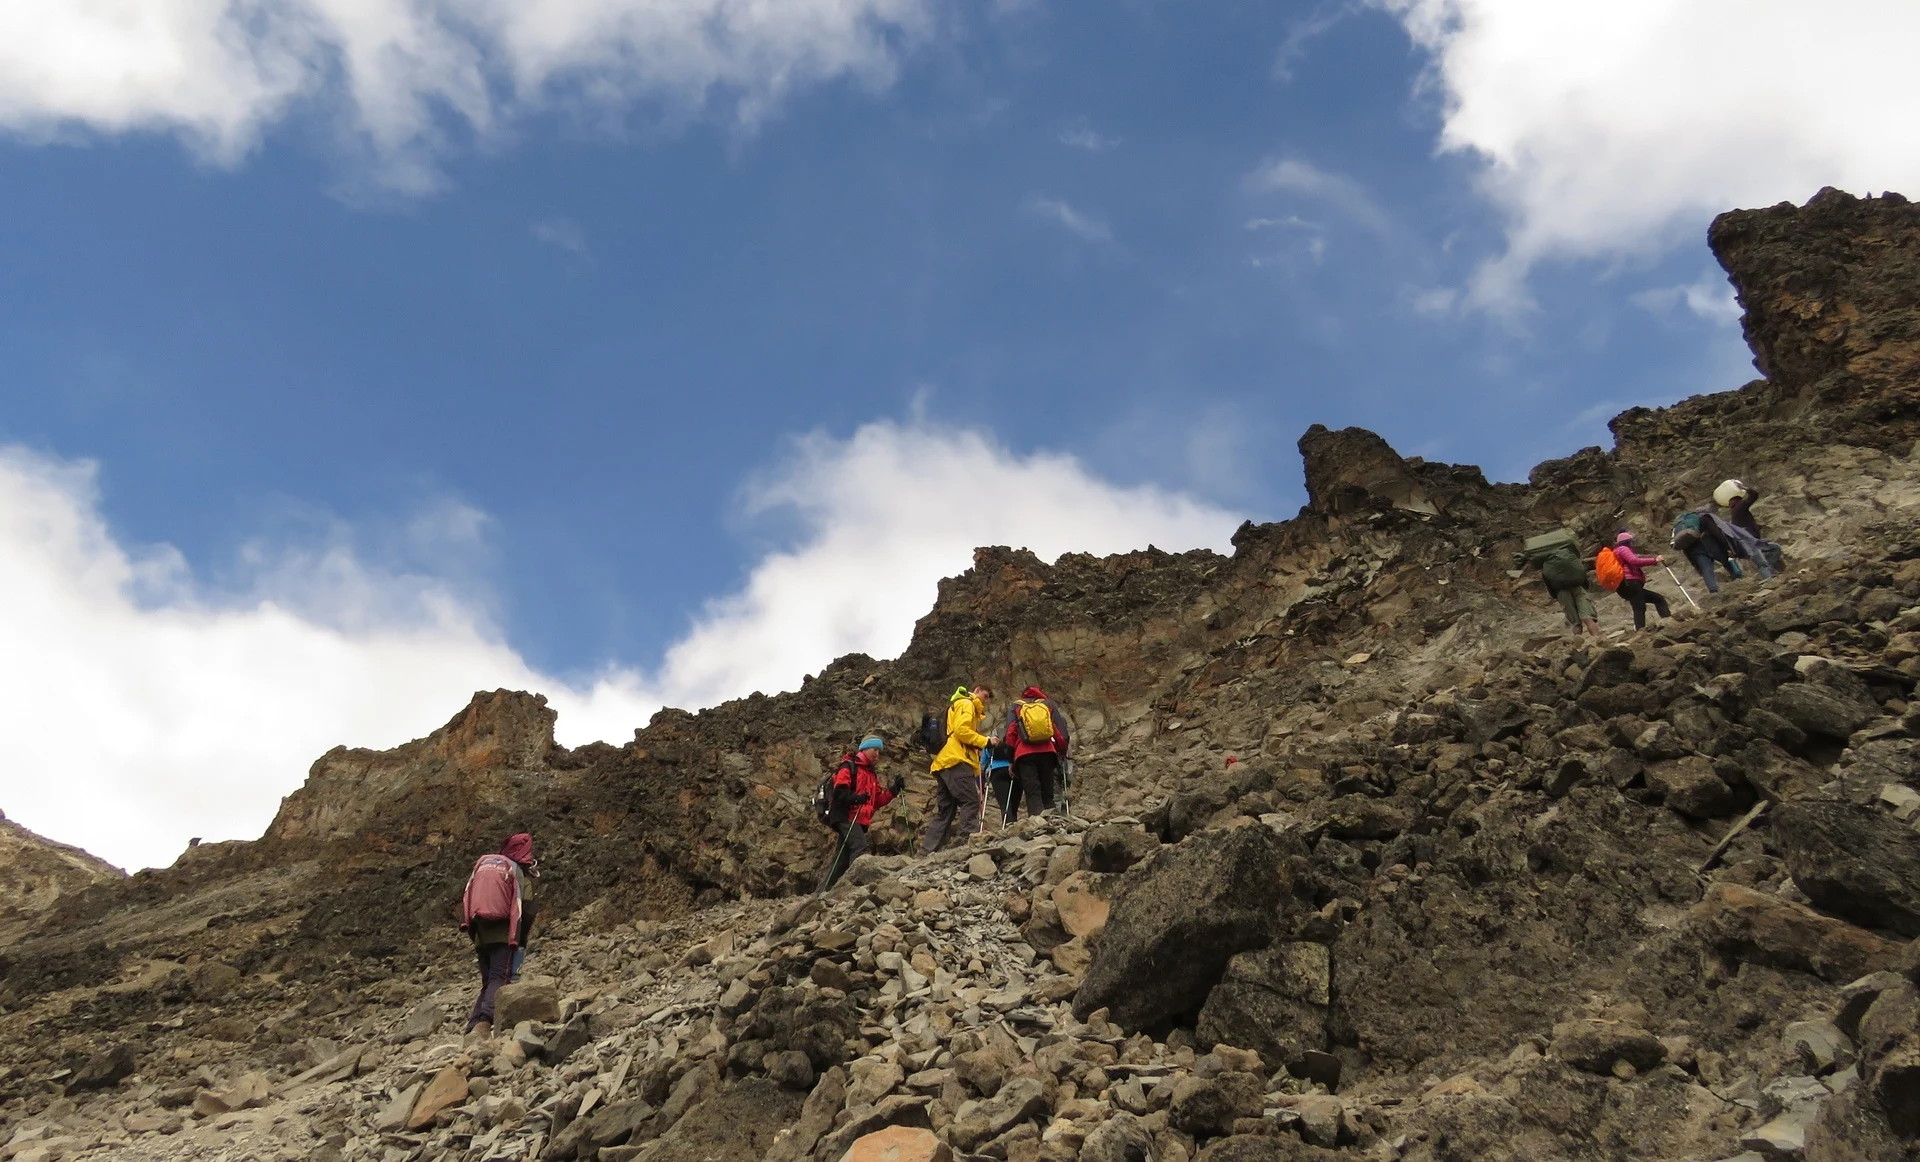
top-left (1004, 686), bottom-right (1070, 820)
top-left (459, 832), bottom-right (535, 1040)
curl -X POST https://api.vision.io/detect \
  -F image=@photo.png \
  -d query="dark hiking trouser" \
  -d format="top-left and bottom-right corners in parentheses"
top-left (989, 773), bottom-right (1017, 825)
top-left (468, 942), bottom-right (513, 1030)
top-left (1689, 545), bottom-right (1735, 595)
top-left (1012, 752), bottom-right (1061, 819)
top-left (920, 765), bottom-right (982, 854)
top-left (822, 820), bottom-right (868, 890)
top-left (1617, 579), bottom-right (1671, 629)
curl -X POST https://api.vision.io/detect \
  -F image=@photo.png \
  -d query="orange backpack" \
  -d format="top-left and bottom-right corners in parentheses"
top-left (1594, 546), bottom-right (1625, 592)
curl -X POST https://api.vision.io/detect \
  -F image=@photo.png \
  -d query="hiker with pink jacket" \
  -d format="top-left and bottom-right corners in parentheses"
top-left (1609, 530), bottom-right (1672, 630)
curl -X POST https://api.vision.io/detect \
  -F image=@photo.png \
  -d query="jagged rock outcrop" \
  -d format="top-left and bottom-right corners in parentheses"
top-left (5, 186), bottom-right (1920, 1160)
top-left (1298, 425), bottom-right (1439, 516)
top-left (1711, 187), bottom-right (1920, 449)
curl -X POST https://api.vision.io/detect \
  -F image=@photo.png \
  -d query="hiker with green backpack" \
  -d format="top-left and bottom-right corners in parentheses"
top-left (1516, 529), bottom-right (1601, 638)
top-left (1672, 506), bottom-right (1741, 593)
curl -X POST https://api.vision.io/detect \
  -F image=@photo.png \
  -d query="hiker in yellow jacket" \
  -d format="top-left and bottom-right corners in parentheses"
top-left (921, 684), bottom-right (991, 854)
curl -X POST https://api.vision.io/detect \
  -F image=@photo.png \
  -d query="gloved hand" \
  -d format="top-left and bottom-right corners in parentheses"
top-left (851, 792), bottom-right (870, 806)
top-left (889, 776), bottom-right (905, 795)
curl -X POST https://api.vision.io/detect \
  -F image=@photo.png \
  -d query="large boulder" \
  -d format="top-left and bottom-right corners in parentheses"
top-left (1081, 824), bottom-right (1161, 874)
top-left (737, 986), bottom-right (859, 1069)
top-left (1764, 684), bottom-right (1877, 741)
top-left (1774, 800), bottom-right (1920, 936)
top-left (1687, 881), bottom-right (1900, 982)
top-left (1074, 827), bottom-right (1306, 1030)
top-left (1169, 1072), bottom-right (1265, 1139)
top-left (1195, 942), bottom-right (1331, 1073)
top-left (493, 980), bottom-right (560, 1027)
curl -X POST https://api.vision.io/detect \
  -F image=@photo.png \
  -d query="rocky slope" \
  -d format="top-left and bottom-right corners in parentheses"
top-left (4, 187), bottom-right (1920, 1162)
top-left (0, 813), bottom-right (122, 947)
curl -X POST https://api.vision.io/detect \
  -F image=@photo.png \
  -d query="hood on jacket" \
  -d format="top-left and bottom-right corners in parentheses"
top-left (950, 686), bottom-right (972, 704)
top-left (1021, 685), bottom-right (1046, 700)
top-left (500, 833), bottom-right (534, 866)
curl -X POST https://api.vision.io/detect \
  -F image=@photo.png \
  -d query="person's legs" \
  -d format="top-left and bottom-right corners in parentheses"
top-left (991, 774), bottom-right (1017, 824)
top-left (1619, 581), bottom-right (1648, 630)
top-left (1686, 546), bottom-right (1720, 593)
top-left (1571, 587), bottom-right (1600, 637)
top-left (1013, 754), bottom-right (1047, 820)
top-left (1646, 587), bottom-right (1671, 620)
top-left (467, 943), bottom-right (512, 1032)
top-left (1030, 752), bottom-right (1062, 813)
top-left (509, 946), bottom-right (525, 983)
top-left (919, 773), bottom-right (957, 854)
top-left (943, 766), bottom-right (981, 839)
top-left (1556, 586), bottom-right (1582, 628)
top-left (824, 821), bottom-right (866, 889)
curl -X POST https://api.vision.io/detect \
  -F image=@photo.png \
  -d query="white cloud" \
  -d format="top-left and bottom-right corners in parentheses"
top-left (1371, 0), bottom-right (1920, 307)
top-left (0, 422), bottom-right (1236, 871)
top-left (1406, 286), bottom-right (1458, 316)
top-left (1030, 197), bottom-right (1113, 243)
top-left (1273, 1), bottom-right (1353, 82)
top-left (1058, 119), bottom-right (1120, 153)
top-left (1630, 271), bottom-right (1742, 326)
top-left (531, 217), bottom-right (591, 261)
top-left (0, 0), bottom-right (933, 189)
top-left (1248, 158), bottom-right (1391, 233)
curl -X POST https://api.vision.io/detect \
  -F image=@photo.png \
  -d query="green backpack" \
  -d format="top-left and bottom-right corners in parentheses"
top-left (1540, 548), bottom-right (1588, 592)
top-left (1514, 528), bottom-right (1579, 567)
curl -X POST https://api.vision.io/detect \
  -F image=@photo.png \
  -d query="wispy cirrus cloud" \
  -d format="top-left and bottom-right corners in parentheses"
top-left (1030, 197), bottom-right (1113, 243)
top-left (531, 217), bottom-right (591, 262)
top-left (1248, 158), bottom-right (1391, 234)
top-left (1058, 118), bottom-right (1120, 153)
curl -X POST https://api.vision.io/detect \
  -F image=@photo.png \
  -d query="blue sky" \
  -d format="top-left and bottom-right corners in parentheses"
top-left (2, 0), bottom-right (1911, 867)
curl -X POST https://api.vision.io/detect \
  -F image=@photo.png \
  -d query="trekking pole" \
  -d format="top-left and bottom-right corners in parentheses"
top-left (1664, 567), bottom-right (1701, 610)
top-left (1061, 759), bottom-right (1072, 819)
top-left (814, 825), bottom-right (853, 897)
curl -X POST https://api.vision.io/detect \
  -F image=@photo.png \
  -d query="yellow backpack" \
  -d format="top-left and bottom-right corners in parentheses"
top-left (1016, 700), bottom-right (1056, 745)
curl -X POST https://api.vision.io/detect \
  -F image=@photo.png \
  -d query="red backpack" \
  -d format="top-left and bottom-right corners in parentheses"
top-left (461, 853), bottom-right (522, 931)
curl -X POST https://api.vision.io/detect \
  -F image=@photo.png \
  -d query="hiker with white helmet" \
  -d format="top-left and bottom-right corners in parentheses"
top-left (1715, 479), bottom-right (1783, 579)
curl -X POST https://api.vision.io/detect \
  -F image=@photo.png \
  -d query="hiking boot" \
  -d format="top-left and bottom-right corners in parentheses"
top-left (464, 1021), bottom-right (493, 1046)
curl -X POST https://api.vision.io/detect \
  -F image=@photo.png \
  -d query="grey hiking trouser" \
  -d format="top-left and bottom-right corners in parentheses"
top-left (920, 765), bottom-right (981, 854)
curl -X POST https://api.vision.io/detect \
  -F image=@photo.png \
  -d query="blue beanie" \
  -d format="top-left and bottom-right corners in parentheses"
top-left (859, 736), bottom-right (885, 752)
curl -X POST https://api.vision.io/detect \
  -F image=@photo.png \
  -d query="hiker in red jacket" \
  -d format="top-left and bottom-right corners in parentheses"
top-left (823, 737), bottom-right (903, 890)
top-left (459, 832), bottom-right (535, 1041)
top-left (1609, 531), bottom-right (1672, 631)
top-left (1004, 686), bottom-right (1070, 821)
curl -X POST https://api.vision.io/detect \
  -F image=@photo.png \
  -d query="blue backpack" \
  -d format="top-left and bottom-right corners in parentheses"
top-left (1671, 511), bottom-right (1705, 550)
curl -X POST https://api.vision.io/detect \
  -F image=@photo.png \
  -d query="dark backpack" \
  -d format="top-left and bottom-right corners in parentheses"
top-left (1540, 548), bottom-right (1587, 593)
top-left (918, 711), bottom-right (947, 755)
top-left (1672, 511), bottom-right (1704, 551)
top-left (812, 758), bottom-right (855, 829)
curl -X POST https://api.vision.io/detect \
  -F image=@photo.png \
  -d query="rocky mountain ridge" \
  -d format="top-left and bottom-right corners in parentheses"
top-left (3, 186), bottom-right (1920, 1162)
